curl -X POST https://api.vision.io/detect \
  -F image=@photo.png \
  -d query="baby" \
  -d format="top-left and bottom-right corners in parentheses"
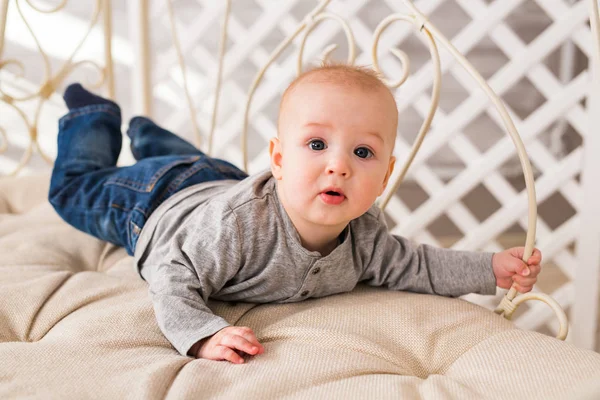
top-left (49, 64), bottom-right (542, 364)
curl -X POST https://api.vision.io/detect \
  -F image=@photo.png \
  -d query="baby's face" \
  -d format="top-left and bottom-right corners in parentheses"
top-left (271, 81), bottom-right (397, 230)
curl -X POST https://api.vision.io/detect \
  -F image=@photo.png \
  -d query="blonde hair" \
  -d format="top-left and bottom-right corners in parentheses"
top-left (278, 63), bottom-right (397, 132)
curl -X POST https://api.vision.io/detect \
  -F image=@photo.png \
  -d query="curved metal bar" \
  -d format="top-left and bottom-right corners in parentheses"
top-left (1, 101), bottom-right (34, 176)
top-left (8, 0), bottom-right (52, 100)
top-left (4, 0), bottom-right (103, 102)
top-left (374, 14), bottom-right (441, 210)
top-left (507, 292), bottom-right (569, 340)
top-left (23, 0), bottom-right (69, 13)
top-left (403, 7), bottom-right (537, 265)
top-left (371, 15), bottom-right (413, 88)
top-left (0, 126), bottom-right (8, 153)
top-left (62, 60), bottom-right (107, 88)
top-left (103, 0), bottom-right (114, 99)
top-left (31, 97), bottom-right (53, 164)
top-left (48, 0), bottom-right (103, 92)
top-left (0, 0), bottom-right (9, 58)
top-left (167, 0), bottom-right (202, 148)
top-left (0, 59), bottom-right (26, 85)
top-left (241, 0), bottom-right (332, 171)
top-left (208, 0), bottom-right (231, 156)
top-left (396, 0), bottom-right (568, 339)
top-left (0, 0), bottom-right (107, 176)
top-left (297, 12), bottom-right (356, 75)
top-left (0, 0), bottom-right (14, 160)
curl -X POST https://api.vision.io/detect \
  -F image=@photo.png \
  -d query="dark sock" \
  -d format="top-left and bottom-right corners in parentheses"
top-left (63, 83), bottom-right (119, 110)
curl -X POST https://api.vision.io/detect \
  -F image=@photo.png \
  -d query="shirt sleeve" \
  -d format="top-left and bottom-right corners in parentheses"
top-left (358, 210), bottom-right (497, 297)
top-left (140, 203), bottom-right (243, 356)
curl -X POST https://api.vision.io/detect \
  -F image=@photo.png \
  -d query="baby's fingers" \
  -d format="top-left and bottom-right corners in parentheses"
top-left (513, 283), bottom-right (534, 293)
top-left (512, 274), bottom-right (537, 287)
top-left (217, 345), bottom-right (245, 364)
top-left (512, 274), bottom-right (537, 293)
top-left (527, 248), bottom-right (542, 265)
top-left (525, 263), bottom-right (541, 278)
top-left (235, 328), bottom-right (264, 354)
top-left (222, 334), bottom-right (261, 356)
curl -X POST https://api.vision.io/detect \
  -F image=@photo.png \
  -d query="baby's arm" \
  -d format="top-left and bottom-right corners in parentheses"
top-left (145, 257), bottom-right (264, 363)
top-left (143, 257), bottom-right (232, 357)
top-left (141, 203), bottom-right (264, 362)
top-left (358, 210), bottom-right (496, 297)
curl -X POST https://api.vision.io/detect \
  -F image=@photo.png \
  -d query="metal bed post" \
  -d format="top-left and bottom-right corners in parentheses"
top-left (128, 0), bottom-right (152, 116)
top-left (572, 0), bottom-right (600, 350)
top-left (1, 0), bottom-right (10, 158)
top-left (0, 0), bottom-right (8, 59)
top-left (103, 0), bottom-right (115, 99)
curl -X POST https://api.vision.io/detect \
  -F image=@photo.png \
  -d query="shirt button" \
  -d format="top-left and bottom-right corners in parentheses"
top-left (312, 267), bottom-right (321, 275)
top-left (301, 290), bottom-right (310, 296)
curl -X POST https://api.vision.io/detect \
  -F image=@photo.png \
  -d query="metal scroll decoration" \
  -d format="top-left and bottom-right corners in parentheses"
top-left (0, 0), bottom-right (113, 176)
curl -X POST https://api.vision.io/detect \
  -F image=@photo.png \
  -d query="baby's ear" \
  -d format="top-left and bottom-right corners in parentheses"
top-left (380, 156), bottom-right (396, 195)
top-left (269, 137), bottom-right (283, 180)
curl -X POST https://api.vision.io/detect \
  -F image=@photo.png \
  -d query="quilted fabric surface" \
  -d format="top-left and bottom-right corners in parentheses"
top-left (1, 175), bottom-right (600, 399)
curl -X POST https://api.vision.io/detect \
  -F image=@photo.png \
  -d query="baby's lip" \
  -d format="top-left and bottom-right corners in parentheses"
top-left (320, 187), bottom-right (346, 205)
top-left (321, 187), bottom-right (346, 197)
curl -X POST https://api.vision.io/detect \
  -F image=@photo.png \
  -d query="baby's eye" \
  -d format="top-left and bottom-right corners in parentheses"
top-left (309, 140), bottom-right (326, 151)
top-left (354, 147), bottom-right (373, 159)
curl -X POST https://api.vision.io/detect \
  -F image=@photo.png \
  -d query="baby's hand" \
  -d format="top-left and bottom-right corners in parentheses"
top-left (492, 247), bottom-right (542, 293)
top-left (190, 326), bottom-right (264, 364)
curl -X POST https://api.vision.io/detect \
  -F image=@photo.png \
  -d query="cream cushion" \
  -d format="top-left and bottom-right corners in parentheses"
top-left (1, 175), bottom-right (600, 399)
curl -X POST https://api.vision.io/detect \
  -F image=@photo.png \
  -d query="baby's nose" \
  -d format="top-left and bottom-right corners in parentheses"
top-left (326, 156), bottom-right (350, 177)
top-left (327, 168), bottom-right (347, 176)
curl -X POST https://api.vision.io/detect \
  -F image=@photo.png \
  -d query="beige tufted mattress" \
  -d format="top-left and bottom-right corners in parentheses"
top-left (1, 174), bottom-right (600, 399)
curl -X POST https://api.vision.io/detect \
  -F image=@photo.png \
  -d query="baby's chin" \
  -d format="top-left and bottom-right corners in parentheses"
top-left (309, 212), bottom-right (364, 227)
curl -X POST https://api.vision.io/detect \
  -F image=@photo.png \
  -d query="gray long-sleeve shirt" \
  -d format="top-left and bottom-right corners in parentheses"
top-left (134, 170), bottom-right (496, 356)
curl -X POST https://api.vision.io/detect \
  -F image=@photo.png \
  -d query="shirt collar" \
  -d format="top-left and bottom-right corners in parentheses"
top-left (268, 175), bottom-right (349, 259)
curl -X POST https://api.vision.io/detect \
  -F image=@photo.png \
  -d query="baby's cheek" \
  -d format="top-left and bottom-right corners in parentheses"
top-left (358, 187), bottom-right (380, 211)
top-left (286, 172), bottom-right (313, 202)
top-left (292, 172), bottom-right (312, 192)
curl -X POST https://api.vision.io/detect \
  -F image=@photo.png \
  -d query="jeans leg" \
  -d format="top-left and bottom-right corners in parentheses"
top-left (127, 116), bottom-right (203, 160)
top-left (49, 104), bottom-right (134, 252)
top-left (52, 104), bottom-right (123, 178)
top-left (49, 106), bottom-right (251, 256)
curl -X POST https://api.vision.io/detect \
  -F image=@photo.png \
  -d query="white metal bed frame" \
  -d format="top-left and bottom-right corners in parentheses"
top-left (1, 0), bottom-right (599, 349)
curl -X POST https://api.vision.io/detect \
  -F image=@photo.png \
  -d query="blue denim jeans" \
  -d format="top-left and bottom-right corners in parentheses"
top-left (49, 104), bottom-right (248, 256)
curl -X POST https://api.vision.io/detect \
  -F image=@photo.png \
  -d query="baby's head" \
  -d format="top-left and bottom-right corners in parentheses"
top-left (270, 64), bottom-right (398, 238)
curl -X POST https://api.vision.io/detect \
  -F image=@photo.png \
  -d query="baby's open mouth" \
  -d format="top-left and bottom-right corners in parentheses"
top-left (320, 189), bottom-right (346, 205)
